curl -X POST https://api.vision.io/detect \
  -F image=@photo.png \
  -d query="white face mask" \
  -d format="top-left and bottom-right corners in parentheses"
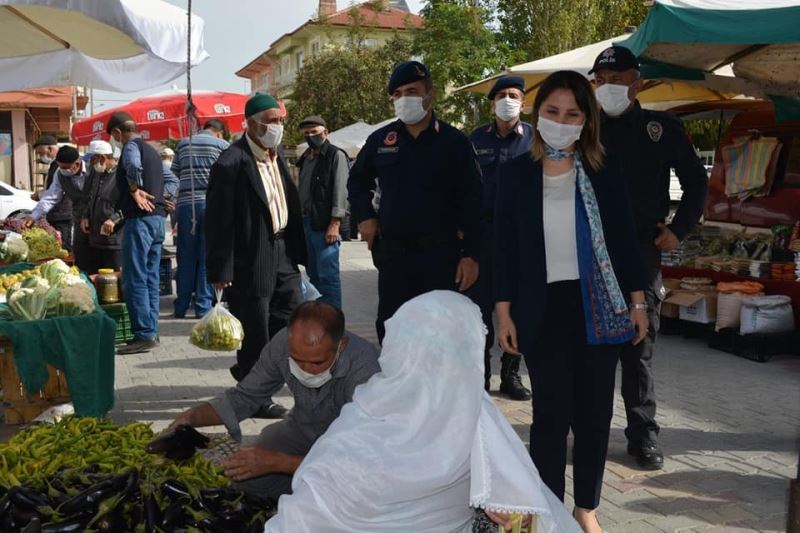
top-left (494, 97), bottom-right (522, 122)
top-left (595, 83), bottom-right (633, 117)
top-left (38, 155), bottom-right (53, 165)
top-left (109, 136), bottom-right (122, 150)
top-left (258, 123), bottom-right (284, 148)
top-left (93, 162), bottom-right (107, 174)
top-left (394, 96), bottom-right (428, 125)
top-left (536, 116), bottom-right (584, 151)
top-left (288, 342), bottom-right (342, 389)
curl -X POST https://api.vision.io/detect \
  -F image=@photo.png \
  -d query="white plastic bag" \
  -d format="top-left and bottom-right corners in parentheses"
top-left (716, 292), bottom-right (762, 331)
top-left (300, 269), bottom-right (322, 301)
top-left (739, 295), bottom-right (795, 334)
top-left (189, 290), bottom-right (244, 351)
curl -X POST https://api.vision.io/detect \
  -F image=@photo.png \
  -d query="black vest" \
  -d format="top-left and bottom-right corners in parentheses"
top-left (45, 161), bottom-right (73, 223)
top-left (297, 141), bottom-right (347, 231)
top-left (58, 171), bottom-right (90, 223)
top-left (116, 137), bottom-right (166, 218)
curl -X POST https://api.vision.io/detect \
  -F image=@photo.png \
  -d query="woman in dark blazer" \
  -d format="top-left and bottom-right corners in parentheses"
top-left (493, 70), bottom-right (648, 533)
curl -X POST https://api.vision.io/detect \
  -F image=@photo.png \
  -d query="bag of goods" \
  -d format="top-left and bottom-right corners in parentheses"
top-left (740, 295), bottom-right (795, 335)
top-left (21, 227), bottom-right (69, 261)
top-left (716, 281), bottom-right (764, 294)
top-left (715, 292), bottom-right (762, 331)
top-left (0, 232), bottom-right (29, 263)
top-left (680, 277), bottom-right (713, 291)
top-left (190, 296), bottom-right (244, 351)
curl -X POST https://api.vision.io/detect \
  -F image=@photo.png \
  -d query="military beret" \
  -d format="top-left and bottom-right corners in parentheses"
top-left (488, 76), bottom-right (526, 100)
top-left (106, 111), bottom-right (135, 134)
top-left (33, 134), bottom-right (57, 147)
top-left (298, 116), bottom-right (326, 129)
top-left (387, 61), bottom-right (430, 94)
top-left (589, 46), bottom-right (640, 74)
top-left (55, 145), bottom-right (80, 164)
top-left (245, 93), bottom-right (280, 119)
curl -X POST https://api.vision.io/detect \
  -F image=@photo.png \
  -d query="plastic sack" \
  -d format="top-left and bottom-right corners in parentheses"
top-left (716, 292), bottom-right (762, 331)
top-left (740, 295), bottom-right (795, 335)
top-left (189, 291), bottom-right (244, 351)
top-left (300, 269), bottom-right (322, 301)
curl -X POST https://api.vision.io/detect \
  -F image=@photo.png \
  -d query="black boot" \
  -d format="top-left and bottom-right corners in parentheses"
top-left (499, 354), bottom-right (531, 401)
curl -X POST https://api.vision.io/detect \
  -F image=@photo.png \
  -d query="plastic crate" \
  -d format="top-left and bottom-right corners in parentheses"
top-left (159, 258), bottom-right (173, 296)
top-left (102, 303), bottom-right (134, 344)
top-left (708, 328), bottom-right (799, 363)
top-left (0, 339), bottom-right (70, 424)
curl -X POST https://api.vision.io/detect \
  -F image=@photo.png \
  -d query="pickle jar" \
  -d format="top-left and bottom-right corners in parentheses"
top-left (97, 268), bottom-right (119, 304)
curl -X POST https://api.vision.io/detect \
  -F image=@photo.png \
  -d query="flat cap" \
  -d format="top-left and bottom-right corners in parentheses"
top-left (245, 93), bottom-right (280, 119)
top-left (589, 46), bottom-right (640, 74)
top-left (298, 116), bottom-right (326, 129)
top-left (106, 111), bottom-right (135, 134)
top-left (488, 76), bottom-right (525, 100)
top-left (387, 61), bottom-right (430, 94)
top-left (33, 134), bottom-right (57, 147)
top-left (55, 145), bottom-right (80, 164)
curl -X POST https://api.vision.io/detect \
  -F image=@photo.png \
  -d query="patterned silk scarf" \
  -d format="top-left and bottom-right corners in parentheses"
top-left (546, 146), bottom-right (635, 345)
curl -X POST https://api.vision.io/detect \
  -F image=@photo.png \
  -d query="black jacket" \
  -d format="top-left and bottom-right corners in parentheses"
top-left (493, 153), bottom-right (645, 351)
top-left (83, 167), bottom-right (124, 250)
top-left (601, 101), bottom-right (708, 242)
top-left (296, 140), bottom-right (347, 231)
top-left (205, 136), bottom-right (306, 296)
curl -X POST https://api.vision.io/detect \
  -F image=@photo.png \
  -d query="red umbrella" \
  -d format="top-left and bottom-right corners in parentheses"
top-left (71, 90), bottom-right (254, 145)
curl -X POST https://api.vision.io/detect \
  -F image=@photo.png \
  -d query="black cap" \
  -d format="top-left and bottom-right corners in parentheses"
top-left (33, 134), bottom-right (57, 148)
top-left (298, 116), bottom-right (326, 129)
top-left (588, 46), bottom-right (640, 74)
top-left (203, 119), bottom-right (225, 132)
top-left (105, 111), bottom-right (135, 134)
top-left (387, 61), bottom-right (430, 94)
top-left (488, 76), bottom-right (525, 100)
top-left (55, 145), bottom-right (80, 164)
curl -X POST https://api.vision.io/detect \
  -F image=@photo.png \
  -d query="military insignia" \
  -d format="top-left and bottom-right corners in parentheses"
top-left (415, 66), bottom-right (426, 78)
top-left (602, 47), bottom-right (615, 59)
top-left (647, 121), bottom-right (663, 142)
top-left (476, 148), bottom-right (494, 156)
top-left (384, 131), bottom-right (398, 146)
top-left (377, 147), bottom-right (399, 154)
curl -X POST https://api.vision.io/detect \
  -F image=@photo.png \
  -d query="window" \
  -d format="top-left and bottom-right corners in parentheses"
top-left (363, 38), bottom-right (379, 47)
top-left (260, 73), bottom-right (270, 91)
top-left (311, 39), bottom-right (320, 57)
top-left (282, 56), bottom-right (291, 74)
top-left (296, 51), bottom-right (304, 70)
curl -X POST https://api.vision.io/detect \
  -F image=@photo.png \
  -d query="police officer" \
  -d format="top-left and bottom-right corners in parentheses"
top-left (469, 76), bottom-right (533, 401)
top-left (591, 46), bottom-right (708, 470)
top-left (348, 61), bottom-right (482, 342)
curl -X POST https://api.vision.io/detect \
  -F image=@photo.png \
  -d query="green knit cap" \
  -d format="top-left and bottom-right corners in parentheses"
top-left (245, 93), bottom-right (280, 118)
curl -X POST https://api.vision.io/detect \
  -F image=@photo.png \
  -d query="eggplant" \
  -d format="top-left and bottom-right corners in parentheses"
top-left (21, 516), bottom-right (42, 533)
top-left (160, 500), bottom-right (185, 529)
top-left (56, 478), bottom-right (119, 517)
top-left (0, 494), bottom-right (11, 519)
top-left (8, 487), bottom-right (50, 511)
top-left (41, 518), bottom-right (87, 533)
top-left (144, 492), bottom-right (161, 533)
top-left (161, 479), bottom-right (191, 501)
top-left (147, 424), bottom-right (210, 459)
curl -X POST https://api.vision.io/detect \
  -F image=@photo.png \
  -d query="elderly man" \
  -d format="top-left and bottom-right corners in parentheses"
top-left (469, 76), bottom-right (534, 402)
top-left (296, 116), bottom-right (348, 309)
top-left (591, 46), bottom-right (708, 470)
top-left (206, 93), bottom-right (306, 418)
top-left (168, 301), bottom-right (380, 501)
top-left (26, 145), bottom-right (92, 271)
top-left (80, 140), bottom-right (125, 272)
top-left (171, 120), bottom-right (230, 319)
top-left (107, 111), bottom-right (169, 355)
top-left (348, 61), bottom-right (482, 342)
top-left (32, 135), bottom-right (74, 251)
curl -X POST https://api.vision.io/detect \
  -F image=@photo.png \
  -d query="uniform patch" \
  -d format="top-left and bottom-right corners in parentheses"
top-left (647, 121), bottom-right (663, 143)
top-left (384, 131), bottom-right (398, 146)
top-left (377, 147), bottom-right (399, 154)
top-left (476, 148), bottom-right (494, 156)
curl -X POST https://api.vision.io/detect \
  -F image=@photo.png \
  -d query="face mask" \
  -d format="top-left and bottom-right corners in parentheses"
top-left (288, 343), bottom-right (342, 389)
top-left (93, 162), bottom-right (106, 174)
top-left (38, 155), bottom-right (53, 165)
top-left (258, 123), bottom-right (284, 148)
top-left (59, 168), bottom-right (75, 177)
top-left (536, 116), bottom-right (584, 151)
top-left (595, 83), bottom-right (632, 117)
top-left (394, 96), bottom-right (428, 125)
top-left (109, 136), bottom-right (122, 150)
top-left (495, 97), bottom-right (522, 122)
top-left (306, 133), bottom-right (325, 150)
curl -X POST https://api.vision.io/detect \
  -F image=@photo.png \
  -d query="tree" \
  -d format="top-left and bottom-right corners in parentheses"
top-left (285, 34), bottom-right (413, 145)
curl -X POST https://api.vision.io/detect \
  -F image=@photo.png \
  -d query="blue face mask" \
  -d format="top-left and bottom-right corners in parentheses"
top-left (59, 168), bottom-right (74, 177)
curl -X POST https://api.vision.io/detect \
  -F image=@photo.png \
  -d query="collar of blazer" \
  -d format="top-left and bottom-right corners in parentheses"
top-left (237, 134), bottom-right (291, 213)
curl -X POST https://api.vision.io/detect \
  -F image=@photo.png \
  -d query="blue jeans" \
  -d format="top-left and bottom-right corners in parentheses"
top-left (174, 202), bottom-right (213, 317)
top-left (122, 215), bottom-right (165, 341)
top-left (302, 216), bottom-right (341, 309)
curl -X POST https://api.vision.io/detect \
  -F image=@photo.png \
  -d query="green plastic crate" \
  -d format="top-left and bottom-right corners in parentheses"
top-left (101, 303), bottom-right (134, 344)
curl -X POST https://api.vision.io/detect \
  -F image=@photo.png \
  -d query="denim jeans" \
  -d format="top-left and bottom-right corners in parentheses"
top-left (174, 202), bottom-right (213, 317)
top-left (302, 216), bottom-right (341, 309)
top-left (122, 215), bottom-right (165, 341)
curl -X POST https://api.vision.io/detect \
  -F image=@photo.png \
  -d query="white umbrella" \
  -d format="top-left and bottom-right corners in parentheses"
top-left (297, 118), bottom-right (396, 159)
top-left (0, 0), bottom-right (209, 92)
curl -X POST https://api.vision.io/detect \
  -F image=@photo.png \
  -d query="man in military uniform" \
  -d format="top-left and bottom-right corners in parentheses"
top-left (469, 76), bottom-right (533, 401)
top-left (348, 61), bottom-right (482, 342)
top-left (591, 46), bottom-right (708, 470)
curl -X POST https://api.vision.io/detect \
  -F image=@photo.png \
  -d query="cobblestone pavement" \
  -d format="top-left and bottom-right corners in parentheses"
top-left (108, 241), bottom-right (799, 532)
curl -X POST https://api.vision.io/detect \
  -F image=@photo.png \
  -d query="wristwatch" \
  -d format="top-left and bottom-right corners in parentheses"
top-left (631, 303), bottom-right (648, 311)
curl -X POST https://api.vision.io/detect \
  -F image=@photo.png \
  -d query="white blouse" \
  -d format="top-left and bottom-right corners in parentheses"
top-left (542, 168), bottom-right (580, 283)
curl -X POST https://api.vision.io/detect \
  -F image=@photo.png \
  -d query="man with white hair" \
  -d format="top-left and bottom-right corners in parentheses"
top-left (206, 93), bottom-right (307, 419)
top-left (80, 140), bottom-right (125, 272)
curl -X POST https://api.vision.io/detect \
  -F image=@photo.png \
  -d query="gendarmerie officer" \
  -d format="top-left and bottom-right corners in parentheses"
top-left (591, 46), bottom-right (708, 470)
top-left (348, 61), bottom-right (482, 342)
top-left (469, 76), bottom-right (533, 401)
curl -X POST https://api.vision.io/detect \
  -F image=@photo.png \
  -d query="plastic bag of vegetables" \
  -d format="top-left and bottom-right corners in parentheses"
top-left (6, 284), bottom-right (48, 321)
top-left (189, 293), bottom-right (243, 351)
top-left (0, 232), bottom-right (29, 263)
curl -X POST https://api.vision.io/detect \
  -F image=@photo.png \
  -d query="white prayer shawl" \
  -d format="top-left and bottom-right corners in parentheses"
top-left (265, 291), bottom-right (580, 533)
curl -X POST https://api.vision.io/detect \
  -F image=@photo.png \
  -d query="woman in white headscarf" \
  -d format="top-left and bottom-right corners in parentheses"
top-left (265, 290), bottom-right (580, 532)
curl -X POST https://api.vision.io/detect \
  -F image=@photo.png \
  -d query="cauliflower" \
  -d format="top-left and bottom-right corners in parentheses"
top-left (7, 286), bottom-right (48, 321)
top-left (54, 283), bottom-right (95, 316)
top-left (0, 233), bottom-right (29, 263)
top-left (40, 258), bottom-right (71, 286)
top-left (57, 273), bottom-right (85, 288)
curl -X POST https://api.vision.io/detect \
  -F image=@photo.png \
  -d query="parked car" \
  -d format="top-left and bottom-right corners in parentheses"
top-left (0, 182), bottom-right (37, 220)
